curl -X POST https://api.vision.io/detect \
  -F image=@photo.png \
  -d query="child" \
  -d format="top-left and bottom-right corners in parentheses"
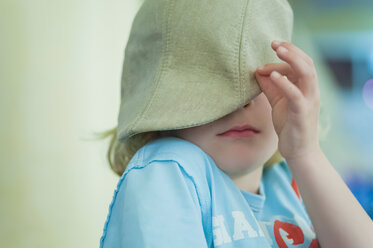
top-left (98, 0), bottom-right (373, 247)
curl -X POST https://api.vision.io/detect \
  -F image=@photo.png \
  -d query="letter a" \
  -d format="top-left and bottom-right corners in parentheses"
top-left (232, 211), bottom-right (258, 240)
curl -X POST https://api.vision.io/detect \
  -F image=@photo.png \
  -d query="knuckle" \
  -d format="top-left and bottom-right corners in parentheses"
top-left (303, 69), bottom-right (316, 80)
top-left (292, 90), bottom-right (303, 102)
top-left (301, 71), bottom-right (311, 79)
top-left (282, 41), bottom-right (292, 48)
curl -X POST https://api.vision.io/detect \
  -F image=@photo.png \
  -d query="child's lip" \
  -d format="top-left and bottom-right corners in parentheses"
top-left (218, 124), bottom-right (260, 135)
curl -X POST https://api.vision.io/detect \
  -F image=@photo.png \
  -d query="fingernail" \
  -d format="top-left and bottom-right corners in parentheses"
top-left (257, 66), bottom-right (264, 70)
top-left (273, 40), bottom-right (281, 46)
top-left (271, 71), bottom-right (281, 78)
top-left (278, 46), bottom-right (288, 53)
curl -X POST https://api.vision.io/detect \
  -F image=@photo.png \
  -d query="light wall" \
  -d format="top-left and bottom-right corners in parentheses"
top-left (0, 0), bottom-right (141, 247)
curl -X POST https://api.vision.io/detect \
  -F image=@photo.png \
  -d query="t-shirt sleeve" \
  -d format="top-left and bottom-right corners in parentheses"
top-left (280, 160), bottom-right (303, 202)
top-left (100, 160), bottom-right (209, 248)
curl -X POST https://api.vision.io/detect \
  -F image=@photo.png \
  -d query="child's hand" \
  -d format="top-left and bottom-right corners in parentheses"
top-left (255, 40), bottom-right (321, 161)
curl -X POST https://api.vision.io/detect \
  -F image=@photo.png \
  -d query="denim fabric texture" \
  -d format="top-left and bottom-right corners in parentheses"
top-left (117, 0), bottom-right (294, 143)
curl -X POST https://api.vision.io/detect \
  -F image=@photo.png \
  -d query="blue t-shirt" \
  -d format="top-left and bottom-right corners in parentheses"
top-left (100, 136), bottom-right (319, 247)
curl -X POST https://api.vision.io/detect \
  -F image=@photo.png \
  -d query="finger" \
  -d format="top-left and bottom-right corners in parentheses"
top-left (270, 70), bottom-right (304, 113)
top-left (271, 40), bottom-right (314, 67)
top-left (275, 45), bottom-right (311, 79)
top-left (255, 71), bottom-right (285, 107)
top-left (256, 62), bottom-right (297, 82)
top-left (274, 45), bottom-right (317, 96)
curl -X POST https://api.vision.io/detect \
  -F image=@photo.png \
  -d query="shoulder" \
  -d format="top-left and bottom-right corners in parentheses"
top-left (126, 136), bottom-right (212, 182)
top-left (143, 136), bottom-right (208, 163)
top-left (122, 136), bottom-right (213, 209)
top-left (100, 157), bottom-right (210, 247)
top-left (129, 135), bottom-right (213, 208)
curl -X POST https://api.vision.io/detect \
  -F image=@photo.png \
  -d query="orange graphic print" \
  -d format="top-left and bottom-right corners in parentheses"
top-left (291, 178), bottom-right (301, 200)
top-left (273, 220), bottom-right (319, 248)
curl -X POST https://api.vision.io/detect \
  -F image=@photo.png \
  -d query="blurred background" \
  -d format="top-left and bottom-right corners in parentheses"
top-left (1, 0), bottom-right (372, 247)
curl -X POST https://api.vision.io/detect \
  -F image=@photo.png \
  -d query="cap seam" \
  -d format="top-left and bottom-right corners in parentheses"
top-left (238, 0), bottom-right (250, 104)
top-left (130, 0), bottom-right (174, 135)
top-left (242, 0), bottom-right (252, 102)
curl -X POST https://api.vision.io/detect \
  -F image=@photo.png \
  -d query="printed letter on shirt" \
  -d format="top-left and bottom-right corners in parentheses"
top-left (213, 215), bottom-right (232, 246)
top-left (231, 210), bottom-right (258, 240)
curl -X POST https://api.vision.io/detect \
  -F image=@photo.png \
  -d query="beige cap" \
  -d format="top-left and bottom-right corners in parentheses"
top-left (117, 0), bottom-right (293, 143)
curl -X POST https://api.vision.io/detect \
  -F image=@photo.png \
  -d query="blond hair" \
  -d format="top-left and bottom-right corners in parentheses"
top-left (94, 127), bottom-right (283, 176)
